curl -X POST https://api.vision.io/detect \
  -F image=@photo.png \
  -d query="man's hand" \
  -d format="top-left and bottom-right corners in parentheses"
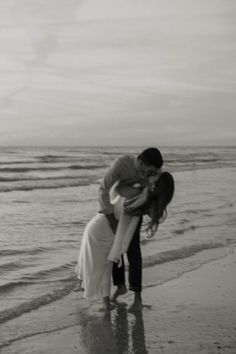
top-left (105, 213), bottom-right (118, 234)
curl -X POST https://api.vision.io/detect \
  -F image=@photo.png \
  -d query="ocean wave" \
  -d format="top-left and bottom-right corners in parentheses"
top-left (172, 225), bottom-right (197, 235)
top-left (0, 261), bottom-right (29, 272)
top-left (0, 247), bottom-right (54, 257)
top-left (0, 262), bottom-right (76, 297)
top-left (0, 157), bottom-right (103, 165)
top-left (0, 164), bottom-right (107, 173)
top-left (0, 160), bottom-right (38, 165)
top-left (0, 180), bottom-right (98, 193)
top-left (166, 157), bottom-right (220, 164)
top-left (0, 279), bottom-right (77, 325)
top-left (22, 262), bottom-right (76, 281)
top-left (0, 175), bottom-right (93, 182)
top-left (37, 154), bottom-right (73, 162)
top-left (0, 281), bottom-right (31, 293)
top-left (185, 208), bottom-right (213, 215)
top-left (142, 242), bottom-right (224, 268)
top-left (69, 164), bottom-right (107, 170)
top-left (0, 166), bottom-right (62, 173)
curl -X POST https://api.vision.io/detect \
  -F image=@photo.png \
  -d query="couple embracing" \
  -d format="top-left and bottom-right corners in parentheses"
top-left (75, 147), bottom-right (174, 311)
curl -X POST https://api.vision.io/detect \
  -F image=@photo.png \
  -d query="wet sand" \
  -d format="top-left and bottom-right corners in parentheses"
top-left (1, 245), bottom-right (236, 354)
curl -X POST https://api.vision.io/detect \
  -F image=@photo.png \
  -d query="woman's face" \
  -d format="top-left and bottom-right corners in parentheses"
top-left (148, 174), bottom-right (161, 185)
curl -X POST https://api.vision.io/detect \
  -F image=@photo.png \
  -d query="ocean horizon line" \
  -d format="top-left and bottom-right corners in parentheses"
top-left (0, 145), bottom-right (236, 149)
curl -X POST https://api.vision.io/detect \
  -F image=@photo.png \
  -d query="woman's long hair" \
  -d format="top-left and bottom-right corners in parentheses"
top-left (145, 171), bottom-right (175, 237)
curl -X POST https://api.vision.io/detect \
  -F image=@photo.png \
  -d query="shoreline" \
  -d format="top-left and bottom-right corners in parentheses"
top-left (1, 245), bottom-right (236, 353)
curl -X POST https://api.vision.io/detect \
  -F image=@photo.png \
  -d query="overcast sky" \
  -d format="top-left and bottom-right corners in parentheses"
top-left (0, 0), bottom-right (235, 146)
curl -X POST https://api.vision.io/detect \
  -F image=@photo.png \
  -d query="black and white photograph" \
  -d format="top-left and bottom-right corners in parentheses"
top-left (0, 1), bottom-right (236, 353)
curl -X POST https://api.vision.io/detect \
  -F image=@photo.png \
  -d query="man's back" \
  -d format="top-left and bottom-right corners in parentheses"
top-left (98, 154), bottom-right (139, 214)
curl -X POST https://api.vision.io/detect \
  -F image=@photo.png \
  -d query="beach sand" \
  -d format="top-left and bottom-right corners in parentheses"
top-left (1, 245), bottom-right (236, 354)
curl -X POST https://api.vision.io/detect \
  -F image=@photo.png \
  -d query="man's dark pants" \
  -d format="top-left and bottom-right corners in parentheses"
top-left (112, 217), bottom-right (143, 292)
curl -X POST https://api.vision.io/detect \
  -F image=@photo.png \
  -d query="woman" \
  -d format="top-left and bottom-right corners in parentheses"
top-left (75, 172), bottom-right (174, 310)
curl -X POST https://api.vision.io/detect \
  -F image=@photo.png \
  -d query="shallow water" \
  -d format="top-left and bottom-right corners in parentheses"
top-left (0, 146), bottom-right (236, 325)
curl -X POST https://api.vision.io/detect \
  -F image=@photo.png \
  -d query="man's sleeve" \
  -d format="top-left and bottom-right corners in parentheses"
top-left (98, 155), bottom-right (126, 214)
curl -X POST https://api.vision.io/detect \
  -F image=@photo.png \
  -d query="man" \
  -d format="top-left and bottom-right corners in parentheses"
top-left (98, 147), bottom-right (163, 310)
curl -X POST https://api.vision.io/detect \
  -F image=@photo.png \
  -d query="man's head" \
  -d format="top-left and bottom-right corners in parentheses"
top-left (137, 147), bottom-right (163, 178)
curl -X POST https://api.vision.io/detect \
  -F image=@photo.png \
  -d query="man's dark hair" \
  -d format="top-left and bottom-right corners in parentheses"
top-left (138, 147), bottom-right (163, 168)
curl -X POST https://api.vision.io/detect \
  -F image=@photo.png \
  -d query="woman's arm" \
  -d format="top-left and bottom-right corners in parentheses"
top-left (124, 187), bottom-right (149, 209)
top-left (109, 179), bottom-right (151, 216)
top-left (117, 184), bottom-right (142, 199)
top-left (116, 178), bottom-right (149, 199)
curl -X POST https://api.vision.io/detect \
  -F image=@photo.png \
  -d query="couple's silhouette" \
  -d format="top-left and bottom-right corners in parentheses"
top-left (75, 147), bottom-right (174, 310)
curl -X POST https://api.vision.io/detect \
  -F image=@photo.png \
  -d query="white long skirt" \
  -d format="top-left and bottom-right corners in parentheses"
top-left (75, 213), bottom-right (114, 300)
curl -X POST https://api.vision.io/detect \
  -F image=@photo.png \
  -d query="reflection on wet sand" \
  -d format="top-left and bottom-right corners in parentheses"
top-left (80, 303), bottom-right (148, 353)
top-left (131, 310), bottom-right (148, 354)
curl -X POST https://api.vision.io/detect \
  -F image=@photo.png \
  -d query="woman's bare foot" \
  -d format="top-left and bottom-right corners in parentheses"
top-left (102, 296), bottom-right (116, 311)
top-left (111, 284), bottom-right (127, 302)
top-left (74, 279), bottom-right (83, 292)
